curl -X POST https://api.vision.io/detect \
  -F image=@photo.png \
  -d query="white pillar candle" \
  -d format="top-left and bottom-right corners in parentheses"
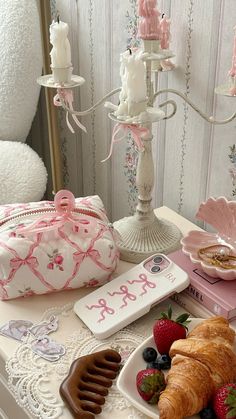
top-left (116, 50), bottom-right (147, 117)
top-left (49, 20), bottom-right (72, 68)
top-left (126, 50), bottom-right (147, 103)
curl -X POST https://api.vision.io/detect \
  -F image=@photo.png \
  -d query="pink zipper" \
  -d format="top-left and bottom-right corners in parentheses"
top-left (0, 207), bottom-right (102, 230)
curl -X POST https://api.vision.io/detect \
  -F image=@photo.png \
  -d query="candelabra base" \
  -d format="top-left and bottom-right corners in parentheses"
top-left (113, 211), bottom-right (182, 263)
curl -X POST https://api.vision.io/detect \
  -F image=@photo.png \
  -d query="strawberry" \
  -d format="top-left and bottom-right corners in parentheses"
top-left (136, 368), bottom-right (166, 404)
top-left (212, 383), bottom-right (236, 419)
top-left (153, 305), bottom-right (190, 355)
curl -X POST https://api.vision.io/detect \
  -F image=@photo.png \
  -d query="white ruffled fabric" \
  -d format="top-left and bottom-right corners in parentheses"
top-left (5, 300), bottom-right (187, 419)
top-left (0, 0), bottom-right (43, 142)
top-left (6, 302), bottom-right (146, 419)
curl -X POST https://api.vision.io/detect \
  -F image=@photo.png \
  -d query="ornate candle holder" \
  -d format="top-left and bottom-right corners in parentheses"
top-left (50, 66), bottom-right (73, 84)
top-left (37, 21), bottom-right (236, 264)
top-left (38, 73), bottom-right (85, 89)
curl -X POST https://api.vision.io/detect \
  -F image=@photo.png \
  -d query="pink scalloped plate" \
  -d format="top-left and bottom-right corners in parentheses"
top-left (181, 230), bottom-right (236, 280)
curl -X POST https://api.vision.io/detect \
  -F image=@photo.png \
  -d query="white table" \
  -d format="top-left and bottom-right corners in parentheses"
top-left (0, 207), bottom-right (202, 419)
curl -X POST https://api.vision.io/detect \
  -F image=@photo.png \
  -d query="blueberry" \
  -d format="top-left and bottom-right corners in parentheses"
top-left (160, 354), bottom-right (171, 362)
top-left (146, 362), bottom-right (161, 370)
top-left (142, 347), bottom-right (158, 363)
top-left (199, 406), bottom-right (216, 419)
top-left (160, 354), bottom-right (171, 367)
top-left (156, 354), bottom-right (171, 370)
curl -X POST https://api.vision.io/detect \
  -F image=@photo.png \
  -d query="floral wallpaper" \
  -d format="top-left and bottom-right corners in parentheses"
top-left (228, 145), bottom-right (236, 197)
top-left (45, 0), bottom-right (236, 224)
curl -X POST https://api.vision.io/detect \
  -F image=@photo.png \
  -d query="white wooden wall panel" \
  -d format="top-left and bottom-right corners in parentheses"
top-left (207, 0), bottom-right (236, 201)
top-left (163, 0), bottom-right (222, 223)
top-left (47, 0), bottom-right (236, 226)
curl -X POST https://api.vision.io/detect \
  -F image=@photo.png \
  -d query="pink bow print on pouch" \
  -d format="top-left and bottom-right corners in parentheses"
top-left (0, 234), bottom-right (55, 300)
top-left (59, 223), bottom-right (115, 290)
top-left (0, 191), bottom-right (119, 300)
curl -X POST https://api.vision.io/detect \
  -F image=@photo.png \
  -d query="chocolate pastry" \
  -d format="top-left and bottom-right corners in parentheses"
top-left (60, 349), bottom-right (121, 419)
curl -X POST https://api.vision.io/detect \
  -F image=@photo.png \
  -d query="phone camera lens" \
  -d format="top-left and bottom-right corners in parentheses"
top-left (151, 265), bottom-right (161, 273)
top-left (153, 256), bottom-right (163, 264)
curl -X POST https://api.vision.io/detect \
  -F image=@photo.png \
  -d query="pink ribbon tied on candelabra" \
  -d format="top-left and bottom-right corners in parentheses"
top-left (17, 190), bottom-right (96, 236)
top-left (101, 123), bottom-right (149, 162)
top-left (53, 89), bottom-right (87, 133)
top-left (10, 256), bottom-right (38, 270)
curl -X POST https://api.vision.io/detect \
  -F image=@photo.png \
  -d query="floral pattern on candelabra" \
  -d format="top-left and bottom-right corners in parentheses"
top-left (124, 135), bottom-right (139, 214)
top-left (228, 144), bottom-right (236, 197)
top-left (58, 109), bottom-right (70, 187)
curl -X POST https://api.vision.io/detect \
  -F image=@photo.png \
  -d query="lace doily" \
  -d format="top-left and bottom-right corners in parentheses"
top-left (5, 300), bottom-right (182, 419)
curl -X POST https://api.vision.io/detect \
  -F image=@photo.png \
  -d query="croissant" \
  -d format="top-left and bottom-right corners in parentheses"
top-left (158, 316), bottom-right (236, 419)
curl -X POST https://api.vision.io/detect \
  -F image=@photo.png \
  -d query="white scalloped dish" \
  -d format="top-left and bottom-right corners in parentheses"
top-left (117, 318), bottom-right (201, 419)
top-left (181, 197), bottom-right (236, 280)
top-left (117, 317), bottom-right (236, 418)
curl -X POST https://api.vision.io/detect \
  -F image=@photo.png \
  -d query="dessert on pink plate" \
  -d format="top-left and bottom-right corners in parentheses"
top-left (181, 196), bottom-right (236, 280)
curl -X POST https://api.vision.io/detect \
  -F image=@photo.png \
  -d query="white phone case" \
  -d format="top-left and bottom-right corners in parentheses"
top-left (74, 253), bottom-right (189, 339)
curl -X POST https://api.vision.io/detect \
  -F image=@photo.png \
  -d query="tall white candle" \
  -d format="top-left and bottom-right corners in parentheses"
top-left (126, 50), bottom-right (147, 103)
top-left (116, 50), bottom-right (147, 117)
top-left (49, 20), bottom-right (72, 68)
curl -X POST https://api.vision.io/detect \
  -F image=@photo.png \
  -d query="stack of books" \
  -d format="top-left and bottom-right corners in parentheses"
top-left (168, 249), bottom-right (236, 327)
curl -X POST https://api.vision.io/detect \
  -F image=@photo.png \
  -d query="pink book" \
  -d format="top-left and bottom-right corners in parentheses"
top-left (168, 250), bottom-right (236, 320)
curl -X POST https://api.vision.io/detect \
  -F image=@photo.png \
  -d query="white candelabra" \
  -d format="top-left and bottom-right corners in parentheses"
top-left (38, 6), bottom-right (236, 263)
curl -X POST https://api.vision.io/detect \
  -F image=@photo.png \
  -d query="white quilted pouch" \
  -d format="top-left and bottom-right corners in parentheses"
top-left (0, 190), bottom-right (120, 300)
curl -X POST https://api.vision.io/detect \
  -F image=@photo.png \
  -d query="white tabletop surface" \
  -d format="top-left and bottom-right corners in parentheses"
top-left (0, 207), bottom-right (201, 365)
top-left (0, 207), bottom-right (203, 419)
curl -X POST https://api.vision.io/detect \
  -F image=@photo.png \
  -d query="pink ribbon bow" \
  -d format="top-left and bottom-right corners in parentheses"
top-left (101, 123), bottom-right (149, 162)
top-left (10, 256), bottom-right (38, 270)
top-left (53, 88), bottom-right (87, 133)
top-left (73, 249), bottom-right (100, 264)
top-left (17, 190), bottom-right (96, 236)
top-left (86, 298), bottom-right (115, 323)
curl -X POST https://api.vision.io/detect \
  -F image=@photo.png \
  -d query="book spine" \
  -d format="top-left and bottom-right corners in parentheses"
top-left (171, 293), bottom-right (213, 319)
top-left (184, 284), bottom-right (231, 319)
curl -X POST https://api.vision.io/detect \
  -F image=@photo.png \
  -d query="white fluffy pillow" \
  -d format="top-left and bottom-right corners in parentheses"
top-left (0, 141), bottom-right (47, 204)
top-left (0, 0), bottom-right (43, 142)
